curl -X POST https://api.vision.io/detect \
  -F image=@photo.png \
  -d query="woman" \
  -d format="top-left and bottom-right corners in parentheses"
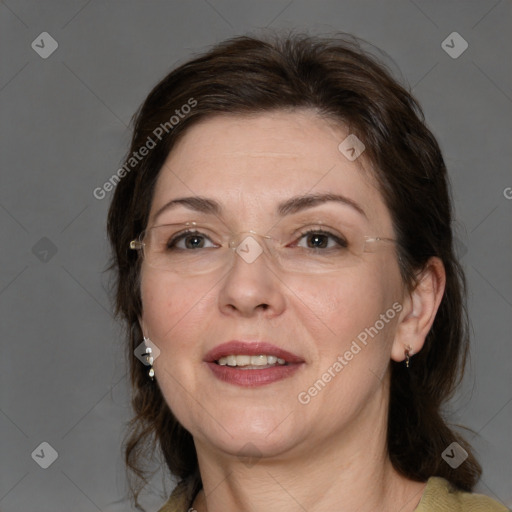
top-left (107, 33), bottom-right (507, 512)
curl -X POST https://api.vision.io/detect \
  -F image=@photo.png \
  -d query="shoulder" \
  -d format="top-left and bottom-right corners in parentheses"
top-left (157, 481), bottom-right (193, 512)
top-left (415, 476), bottom-right (509, 512)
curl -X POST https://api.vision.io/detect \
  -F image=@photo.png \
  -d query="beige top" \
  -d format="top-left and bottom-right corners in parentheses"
top-left (157, 475), bottom-right (508, 512)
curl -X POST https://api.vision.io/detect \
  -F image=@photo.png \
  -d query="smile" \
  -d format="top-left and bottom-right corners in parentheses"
top-left (205, 341), bottom-right (304, 386)
top-left (216, 354), bottom-right (287, 367)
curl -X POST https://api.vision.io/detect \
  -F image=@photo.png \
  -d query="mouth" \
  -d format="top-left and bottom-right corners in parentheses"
top-left (204, 341), bottom-right (304, 387)
top-left (216, 354), bottom-right (288, 369)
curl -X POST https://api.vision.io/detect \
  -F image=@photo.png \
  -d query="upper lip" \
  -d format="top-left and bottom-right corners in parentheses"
top-left (204, 341), bottom-right (304, 364)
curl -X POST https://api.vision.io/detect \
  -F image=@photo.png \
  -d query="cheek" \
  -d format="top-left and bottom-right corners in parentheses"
top-left (297, 267), bottom-right (402, 408)
top-left (139, 271), bottom-right (208, 378)
top-left (287, 266), bottom-right (397, 343)
top-left (140, 269), bottom-right (215, 336)
top-left (139, 271), bottom-right (212, 427)
top-left (140, 278), bottom-right (174, 339)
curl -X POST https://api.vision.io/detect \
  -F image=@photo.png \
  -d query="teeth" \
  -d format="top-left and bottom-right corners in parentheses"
top-left (251, 355), bottom-right (267, 365)
top-left (236, 355), bottom-right (251, 366)
top-left (217, 355), bottom-right (287, 367)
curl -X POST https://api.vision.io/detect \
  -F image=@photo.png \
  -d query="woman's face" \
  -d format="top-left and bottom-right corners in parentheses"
top-left (140, 110), bottom-right (406, 460)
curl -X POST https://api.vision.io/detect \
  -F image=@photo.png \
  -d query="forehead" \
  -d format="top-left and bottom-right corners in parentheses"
top-left (150, 110), bottom-right (392, 231)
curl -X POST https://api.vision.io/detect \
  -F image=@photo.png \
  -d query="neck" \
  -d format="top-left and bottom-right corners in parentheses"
top-left (191, 385), bottom-right (426, 512)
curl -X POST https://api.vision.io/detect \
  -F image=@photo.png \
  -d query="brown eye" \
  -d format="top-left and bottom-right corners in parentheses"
top-left (307, 233), bottom-right (329, 249)
top-left (296, 230), bottom-right (348, 250)
top-left (168, 231), bottom-right (215, 250)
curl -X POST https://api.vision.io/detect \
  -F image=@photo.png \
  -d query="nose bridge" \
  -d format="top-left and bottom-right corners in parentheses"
top-left (229, 230), bottom-right (276, 266)
top-left (218, 230), bottom-right (286, 318)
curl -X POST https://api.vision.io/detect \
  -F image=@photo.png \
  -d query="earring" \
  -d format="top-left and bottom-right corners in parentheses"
top-left (404, 345), bottom-right (413, 368)
top-left (144, 336), bottom-right (155, 380)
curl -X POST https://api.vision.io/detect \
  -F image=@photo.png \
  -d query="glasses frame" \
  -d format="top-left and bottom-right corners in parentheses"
top-left (129, 221), bottom-right (397, 274)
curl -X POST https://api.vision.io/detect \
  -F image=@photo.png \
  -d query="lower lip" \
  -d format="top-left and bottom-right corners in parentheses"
top-left (206, 361), bottom-right (303, 387)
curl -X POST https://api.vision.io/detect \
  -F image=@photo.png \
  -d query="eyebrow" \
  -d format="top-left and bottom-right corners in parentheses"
top-left (153, 192), bottom-right (367, 222)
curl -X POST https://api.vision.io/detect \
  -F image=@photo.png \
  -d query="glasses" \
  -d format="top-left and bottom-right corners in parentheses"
top-left (129, 221), bottom-right (397, 275)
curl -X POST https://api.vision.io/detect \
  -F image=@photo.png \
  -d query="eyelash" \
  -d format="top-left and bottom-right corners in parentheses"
top-left (166, 228), bottom-right (349, 250)
top-left (294, 229), bottom-right (348, 250)
top-left (167, 230), bottom-right (216, 250)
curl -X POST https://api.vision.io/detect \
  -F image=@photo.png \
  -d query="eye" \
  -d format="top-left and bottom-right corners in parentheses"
top-left (168, 230), bottom-right (218, 250)
top-left (295, 229), bottom-right (348, 250)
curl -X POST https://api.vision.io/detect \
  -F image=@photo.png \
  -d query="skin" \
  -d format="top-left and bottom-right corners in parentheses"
top-left (139, 110), bottom-right (446, 512)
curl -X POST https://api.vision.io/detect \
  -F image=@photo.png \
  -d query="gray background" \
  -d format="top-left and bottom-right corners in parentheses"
top-left (1, 1), bottom-right (511, 511)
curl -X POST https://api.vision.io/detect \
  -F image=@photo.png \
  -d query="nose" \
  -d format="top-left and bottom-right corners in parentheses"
top-left (217, 234), bottom-right (286, 318)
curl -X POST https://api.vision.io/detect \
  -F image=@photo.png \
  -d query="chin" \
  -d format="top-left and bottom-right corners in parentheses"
top-left (192, 407), bottom-right (304, 458)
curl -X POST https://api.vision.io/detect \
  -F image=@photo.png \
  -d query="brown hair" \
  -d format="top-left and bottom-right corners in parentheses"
top-left (107, 31), bottom-right (481, 509)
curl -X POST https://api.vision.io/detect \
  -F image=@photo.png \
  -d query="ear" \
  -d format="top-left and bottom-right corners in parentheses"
top-left (391, 257), bottom-right (446, 363)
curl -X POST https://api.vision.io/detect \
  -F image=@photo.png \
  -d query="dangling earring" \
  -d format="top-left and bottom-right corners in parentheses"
top-left (144, 336), bottom-right (155, 380)
top-left (404, 345), bottom-right (413, 368)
